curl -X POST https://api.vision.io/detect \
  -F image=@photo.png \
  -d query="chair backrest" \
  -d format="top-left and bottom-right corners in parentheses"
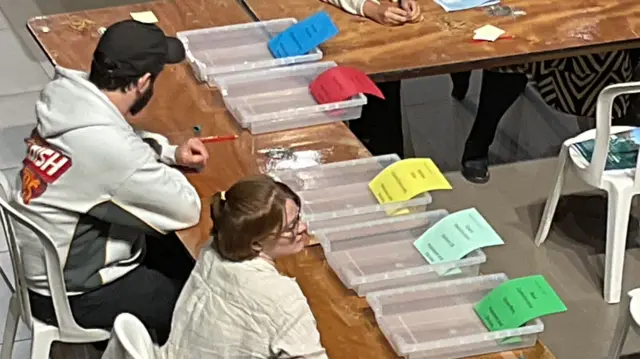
top-left (0, 170), bottom-right (34, 327)
top-left (113, 313), bottom-right (156, 359)
top-left (0, 170), bottom-right (107, 340)
top-left (588, 81), bottom-right (640, 186)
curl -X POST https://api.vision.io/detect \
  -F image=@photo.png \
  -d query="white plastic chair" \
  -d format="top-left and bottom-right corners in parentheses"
top-left (535, 81), bottom-right (640, 304)
top-left (105, 313), bottom-right (156, 359)
top-left (0, 171), bottom-right (110, 359)
top-left (607, 288), bottom-right (640, 358)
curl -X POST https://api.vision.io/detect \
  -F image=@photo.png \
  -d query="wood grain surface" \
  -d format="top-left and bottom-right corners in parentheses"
top-left (26, 0), bottom-right (367, 254)
top-left (244, 0), bottom-right (640, 81)
top-left (26, 1), bottom-right (556, 358)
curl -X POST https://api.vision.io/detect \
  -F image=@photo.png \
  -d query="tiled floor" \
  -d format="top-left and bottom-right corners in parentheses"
top-left (0, 1), bottom-right (640, 359)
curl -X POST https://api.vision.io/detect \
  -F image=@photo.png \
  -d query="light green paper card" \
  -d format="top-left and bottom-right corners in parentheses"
top-left (413, 208), bottom-right (504, 275)
top-left (474, 275), bottom-right (567, 332)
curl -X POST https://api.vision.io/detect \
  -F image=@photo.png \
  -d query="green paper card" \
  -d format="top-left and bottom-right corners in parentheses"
top-left (474, 275), bottom-right (567, 333)
top-left (413, 208), bottom-right (504, 275)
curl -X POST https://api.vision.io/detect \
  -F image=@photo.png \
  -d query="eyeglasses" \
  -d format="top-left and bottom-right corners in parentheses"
top-left (281, 210), bottom-right (302, 240)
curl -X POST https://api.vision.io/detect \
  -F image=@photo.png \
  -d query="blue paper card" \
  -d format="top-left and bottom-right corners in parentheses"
top-left (268, 11), bottom-right (338, 58)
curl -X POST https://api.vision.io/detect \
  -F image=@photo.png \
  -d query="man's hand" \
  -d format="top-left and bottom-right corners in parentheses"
top-left (176, 138), bottom-right (209, 169)
top-left (363, 0), bottom-right (409, 26)
top-left (400, 0), bottom-right (423, 23)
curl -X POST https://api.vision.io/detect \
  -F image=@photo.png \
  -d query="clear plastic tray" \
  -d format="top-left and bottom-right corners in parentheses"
top-left (366, 274), bottom-right (545, 359)
top-left (320, 211), bottom-right (486, 295)
top-left (215, 61), bottom-right (367, 134)
top-left (176, 19), bottom-right (323, 85)
top-left (316, 210), bottom-right (448, 252)
top-left (271, 154), bottom-right (433, 232)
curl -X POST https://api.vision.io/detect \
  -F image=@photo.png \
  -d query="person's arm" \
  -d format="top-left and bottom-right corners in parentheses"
top-left (134, 129), bottom-right (178, 166)
top-left (109, 150), bottom-right (201, 235)
top-left (83, 127), bottom-right (201, 236)
top-left (270, 293), bottom-right (329, 359)
top-left (322, 0), bottom-right (378, 16)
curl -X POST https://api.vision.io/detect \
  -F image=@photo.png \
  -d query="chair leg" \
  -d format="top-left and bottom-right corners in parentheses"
top-left (0, 295), bottom-right (19, 359)
top-left (534, 148), bottom-right (568, 246)
top-left (604, 189), bottom-right (633, 304)
top-left (606, 298), bottom-right (632, 358)
top-left (30, 332), bottom-right (54, 359)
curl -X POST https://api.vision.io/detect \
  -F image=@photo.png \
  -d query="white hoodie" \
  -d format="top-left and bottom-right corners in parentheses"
top-left (11, 67), bottom-right (201, 296)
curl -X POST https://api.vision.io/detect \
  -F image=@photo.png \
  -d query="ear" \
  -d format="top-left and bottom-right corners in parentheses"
top-left (136, 73), bottom-right (152, 92)
top-left (251, 241), bottom-right (263, 253)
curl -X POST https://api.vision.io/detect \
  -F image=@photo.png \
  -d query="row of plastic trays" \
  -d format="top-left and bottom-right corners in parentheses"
top-left (366, 274), bottom-right (544, 359)
top-left (271, 155), bottom-right (543, 358)
top-left (176, 19), bottom-right (367, 134)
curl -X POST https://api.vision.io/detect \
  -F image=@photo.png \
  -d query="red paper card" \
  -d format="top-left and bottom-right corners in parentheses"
top-left (309, 66), bottom-right (385, 104)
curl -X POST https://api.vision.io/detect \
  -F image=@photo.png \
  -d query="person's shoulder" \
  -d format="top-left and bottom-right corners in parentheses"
top-left (254, 271), bottom-right (306, 306)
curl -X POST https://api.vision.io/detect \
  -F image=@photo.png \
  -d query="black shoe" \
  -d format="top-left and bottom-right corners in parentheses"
top-left (461, 158), bottom-right (489, 184)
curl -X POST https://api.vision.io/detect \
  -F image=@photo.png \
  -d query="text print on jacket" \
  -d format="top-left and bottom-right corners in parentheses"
top-left (11, 67), bottom-right (201, 296)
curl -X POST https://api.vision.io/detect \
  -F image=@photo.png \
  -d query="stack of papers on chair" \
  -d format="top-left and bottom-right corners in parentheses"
top-left (570, 127), bottom-right (640, 171)
top-left (434, 0), bottom-right (500, 12)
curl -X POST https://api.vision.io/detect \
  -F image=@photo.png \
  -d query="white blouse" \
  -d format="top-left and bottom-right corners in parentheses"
top-left (155, 247), bottom-right (328, 359)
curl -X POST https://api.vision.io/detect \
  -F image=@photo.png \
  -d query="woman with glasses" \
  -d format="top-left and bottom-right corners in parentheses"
top-left (152, 175), bottom-right (326, 358)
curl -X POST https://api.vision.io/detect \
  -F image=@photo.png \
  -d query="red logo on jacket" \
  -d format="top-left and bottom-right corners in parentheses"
top-left (20, 136), bottom-right (72, 204)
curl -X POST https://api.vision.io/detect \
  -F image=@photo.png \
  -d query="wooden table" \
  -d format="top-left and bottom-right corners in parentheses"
top-left (244, 0), bottom-right (640, 81)
top-left (27, 1), bottom-right (555, 358)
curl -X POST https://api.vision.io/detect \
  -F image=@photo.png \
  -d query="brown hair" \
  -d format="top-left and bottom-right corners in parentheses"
top-left (210, 175), bottom-right (301, 262)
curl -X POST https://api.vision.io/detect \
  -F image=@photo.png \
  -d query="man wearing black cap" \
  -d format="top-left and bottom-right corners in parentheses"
top-left (11, 20), bottom-right (206, 345)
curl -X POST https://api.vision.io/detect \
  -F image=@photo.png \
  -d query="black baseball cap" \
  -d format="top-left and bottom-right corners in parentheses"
top-left (93, 20), bottom-right (185, 77)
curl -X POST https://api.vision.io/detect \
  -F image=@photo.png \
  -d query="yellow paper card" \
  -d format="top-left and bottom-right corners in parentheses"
top-left (130, 11), bottom-right (159, 24)
top-left (368, 158), bottom-right (452, 206)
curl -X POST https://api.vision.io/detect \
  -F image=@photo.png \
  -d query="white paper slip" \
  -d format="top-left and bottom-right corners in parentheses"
top-left (130, 11), bottom-right (159, 23)
top-left (473, 24), bottom-right (505, 42)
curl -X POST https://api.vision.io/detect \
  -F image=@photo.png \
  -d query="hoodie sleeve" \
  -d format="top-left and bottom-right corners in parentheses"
top-left (321, 0), bottom-right (377, 16)
top-left (134, 130), bottom-right (178, 166)
top-left (111, 154), bottom-right (202, 234)
top-left (87, 127), bottom-right (202, 235)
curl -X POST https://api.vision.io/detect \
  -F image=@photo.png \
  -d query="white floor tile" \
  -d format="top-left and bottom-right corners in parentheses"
top-left (0, 0), bottom-right (53, 77)
top-left (401, 71), bottom-right (482, 107)
top-left (0, 339), bottom-right (32, 359)
top-left (0, 31), bottom-right (49, 95)
top-left (0, 92), bottom-right (39, 128)
top-left (0, 252), bottom-right (32, 343)
top-left (0, 9), bottom-right (8, 30)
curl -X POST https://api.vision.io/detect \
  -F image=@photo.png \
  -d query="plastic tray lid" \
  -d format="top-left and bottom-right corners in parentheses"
top-left (337, 246), bottom-right (486, 287)
top-left (366, 274), bottom-right (545, 354)
top-left (270, 154), bottom-right (433, 222)
top-left (215, 61), bottom-right (367, 123)
top-left (314, 209), bottom-right (450, 252)
top-left (176, 18), bottom-right (323, 80)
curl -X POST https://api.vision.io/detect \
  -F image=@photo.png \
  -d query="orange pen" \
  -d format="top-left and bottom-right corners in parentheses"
top-left (199, 135), bottom-right (238, 143)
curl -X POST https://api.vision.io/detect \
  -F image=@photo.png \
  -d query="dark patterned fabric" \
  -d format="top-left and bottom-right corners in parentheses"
top-left (494, 50), bottom-right (634, 119)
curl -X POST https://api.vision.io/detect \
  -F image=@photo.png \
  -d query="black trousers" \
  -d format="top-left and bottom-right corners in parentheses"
top-left (451, 70), bottom-right (529, 162)
top-left (452, 66), bottom-right (640, 162)
top-left (350, 75), bottom-right (531, 160)
top-left (349, 80), bottom-right (404, 157)
top-left (29, 233), bottom-right (195, 346)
